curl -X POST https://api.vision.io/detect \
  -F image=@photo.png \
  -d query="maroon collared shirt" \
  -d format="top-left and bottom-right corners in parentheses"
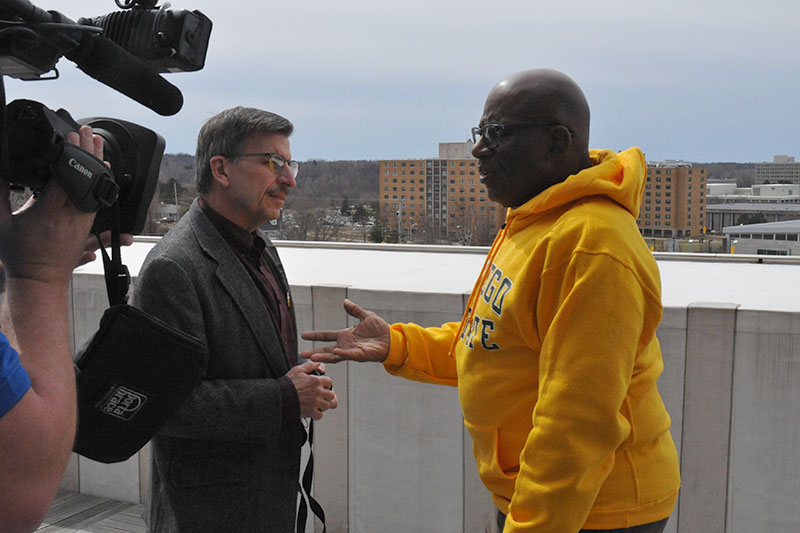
top-left (198, 198), bottom-right (300, 424)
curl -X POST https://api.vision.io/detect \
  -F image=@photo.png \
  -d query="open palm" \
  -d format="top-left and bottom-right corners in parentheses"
top-left (301, 299), bottom-right (391, 363)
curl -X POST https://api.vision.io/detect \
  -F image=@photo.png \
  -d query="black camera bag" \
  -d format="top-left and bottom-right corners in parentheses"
top-left (72, 208), bottom-right (205, 463)
top-left (73, 304), bottom-right (205, 463)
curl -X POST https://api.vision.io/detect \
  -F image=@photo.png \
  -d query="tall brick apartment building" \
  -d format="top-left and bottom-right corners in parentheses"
top-left (379, 142), bottom-right (505, 245)
top-left (638, 160), bottom-right (707, 238)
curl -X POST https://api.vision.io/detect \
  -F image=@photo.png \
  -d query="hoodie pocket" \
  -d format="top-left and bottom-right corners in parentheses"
top-left (463, 420), bottom-right (516, 498)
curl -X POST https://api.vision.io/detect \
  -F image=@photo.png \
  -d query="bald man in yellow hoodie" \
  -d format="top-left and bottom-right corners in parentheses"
top-left (302, 69), bottom-right (680, 533)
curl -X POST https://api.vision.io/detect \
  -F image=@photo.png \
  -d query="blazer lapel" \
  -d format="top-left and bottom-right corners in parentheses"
top-left (187, 204), bottom-right (290, 378)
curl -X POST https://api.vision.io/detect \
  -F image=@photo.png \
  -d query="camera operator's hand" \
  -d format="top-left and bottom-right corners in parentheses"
top-left (0, 125), bottom-right (104, 533)
top-left (80, 231), bottom-right (135, 266)
top-left (0, 125), bottom-right (102, 285)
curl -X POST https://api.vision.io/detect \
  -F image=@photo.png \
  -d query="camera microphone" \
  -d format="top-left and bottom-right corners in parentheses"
top-left (66, 34), bottom-right (184, 117)
top-left (1, 0), bottom-right (185, 116)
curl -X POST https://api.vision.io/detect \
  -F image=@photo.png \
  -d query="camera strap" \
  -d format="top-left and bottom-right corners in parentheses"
top-left (93, 201), bottom-right (130, 306)
top-left (297, 419), bottom-right (327, 533)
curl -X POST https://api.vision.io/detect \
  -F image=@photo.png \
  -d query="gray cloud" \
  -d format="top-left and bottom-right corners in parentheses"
top-left (5, 0), bottom-right (800, 162)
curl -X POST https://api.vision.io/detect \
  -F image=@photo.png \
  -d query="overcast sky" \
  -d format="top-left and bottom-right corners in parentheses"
top-left (6, 0), bottom-right (799, 162)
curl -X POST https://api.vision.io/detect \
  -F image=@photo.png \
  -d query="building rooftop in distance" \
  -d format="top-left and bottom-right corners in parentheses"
top-left (723, 219), bottom-right (800, 234)
top-left (707, 202), bottom-right (800, 212)
top-left (647, 159), bottom-right (693, 167)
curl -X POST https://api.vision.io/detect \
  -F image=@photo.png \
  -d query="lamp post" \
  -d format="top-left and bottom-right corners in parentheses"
top-left (407, 222), bottom-right (417, 242)
top-left (397, 202), bottom-right (404, 244)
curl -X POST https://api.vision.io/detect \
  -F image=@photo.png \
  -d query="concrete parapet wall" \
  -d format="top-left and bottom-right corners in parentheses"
top-left (64, 271), bottom-right (800, 532)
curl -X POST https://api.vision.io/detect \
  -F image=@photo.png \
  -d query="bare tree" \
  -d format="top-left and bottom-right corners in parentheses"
top-left (283, 197), bottom-right (341, 241)
top-left (411, 217), bottom-right (440, 245)
top-left (451, 200), bottom-right (477, 246)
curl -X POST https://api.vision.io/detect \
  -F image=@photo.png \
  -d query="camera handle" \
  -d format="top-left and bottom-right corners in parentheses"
top-left (50, 142), bottom-right (119, 212)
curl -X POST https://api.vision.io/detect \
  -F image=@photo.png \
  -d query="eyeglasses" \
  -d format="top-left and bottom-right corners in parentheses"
top-left (471, 121), bottom-right (571, 150)
top-left (234, 152), bottom-right (300, 177)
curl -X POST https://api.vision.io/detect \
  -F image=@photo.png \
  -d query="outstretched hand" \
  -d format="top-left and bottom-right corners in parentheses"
top-left (301, 299), bottom-right (391, 364)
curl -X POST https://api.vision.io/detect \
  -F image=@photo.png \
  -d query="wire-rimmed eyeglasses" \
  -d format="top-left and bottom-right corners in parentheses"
top-left (471, 121), bottom-right (571, 150)
top-left (234, 152), bottom-right (300, 177)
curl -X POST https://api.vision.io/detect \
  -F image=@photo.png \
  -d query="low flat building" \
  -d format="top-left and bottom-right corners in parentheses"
top-left (707, 183), bottom-right (800, 205)
top-left (707, 203), bottom-right (800, 233)
top-left (723, 219), bottom-right (800, 255)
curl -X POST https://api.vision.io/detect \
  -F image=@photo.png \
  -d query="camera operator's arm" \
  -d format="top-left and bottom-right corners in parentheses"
top-left (0, 126), bottom-right (101, 532)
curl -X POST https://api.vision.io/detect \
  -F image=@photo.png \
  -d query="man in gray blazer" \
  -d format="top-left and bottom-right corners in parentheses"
top-left (134, 107), bottom-right (338, 531)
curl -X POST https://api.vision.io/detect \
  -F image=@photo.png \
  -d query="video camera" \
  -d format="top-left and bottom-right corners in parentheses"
top-left (0, 0), bottom-right (212, 234)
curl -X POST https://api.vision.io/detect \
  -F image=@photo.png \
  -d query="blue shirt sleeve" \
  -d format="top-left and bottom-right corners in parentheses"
top-left (0, 332), bottom-right (31, 418)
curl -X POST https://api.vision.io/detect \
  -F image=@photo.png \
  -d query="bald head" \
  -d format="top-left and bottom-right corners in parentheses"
top-left (488, 69), bottom-right (590, 153)
top-left (472, 69), bottom-right (594, 207)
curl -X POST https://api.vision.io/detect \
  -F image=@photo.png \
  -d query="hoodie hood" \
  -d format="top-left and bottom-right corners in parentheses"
top-left (452, 147), bottom-right (646, 353)
top-left (505, 147), bottom-right (646, 234)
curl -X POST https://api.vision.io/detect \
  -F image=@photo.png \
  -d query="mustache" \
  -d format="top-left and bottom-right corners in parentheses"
top-left (266, 185), bottom-right (291, 195)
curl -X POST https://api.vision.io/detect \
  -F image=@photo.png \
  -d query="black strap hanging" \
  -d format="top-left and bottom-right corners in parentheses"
top-left (296, 419), bottom-right (327, 533)
top-left (93, 201), bottom-right (130, 306)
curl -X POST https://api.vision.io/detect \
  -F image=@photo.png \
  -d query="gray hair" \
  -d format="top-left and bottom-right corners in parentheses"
top-left (195, 106), bottom-right (293, 194)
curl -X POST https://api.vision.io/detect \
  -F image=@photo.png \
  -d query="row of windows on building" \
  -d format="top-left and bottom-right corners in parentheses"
top-left (384, 170), bottom-right (477, 177)
top-left (644, 184), bottom-right (704, 190)
top-left (646, 169), bottom-right (705, 176)
top-left (383, 187), bottom-right (484, 194)
top-left (641, 212), bottom-right (704, 220)
top-left (391, 211), bottom-right (495, 221)
top-left (729, 233), bottom-right (800, 241)
top-left (390, 204), bottom-right (497, 212)
top-left (645, 198), bottom-right (708, 211)
top-left (384, 161), bottom-right (477, 168)
top-left (384, 194), bottom-right (489, 202)
top-left (384, 178), bottom-right (480, 185)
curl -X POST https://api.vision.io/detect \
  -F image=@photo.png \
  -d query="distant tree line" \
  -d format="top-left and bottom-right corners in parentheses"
top-left (699, 162), bottom-right (756, 187)
top-left (147, 156), bottom-right (758, 240)
top-left (156, 156), bottom-right (379, 206)
top-left (147, 156), bottom-right (380, 240)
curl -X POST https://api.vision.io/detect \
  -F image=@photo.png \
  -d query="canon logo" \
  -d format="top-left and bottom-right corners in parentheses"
top-left (68, 158), bottom-right (92, 179)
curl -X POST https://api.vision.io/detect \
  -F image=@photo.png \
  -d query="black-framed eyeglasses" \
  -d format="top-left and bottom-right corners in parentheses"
top-left (471, 121), bottom-right (571, 150)
top-left (234, 152), bottom-right (300, 177)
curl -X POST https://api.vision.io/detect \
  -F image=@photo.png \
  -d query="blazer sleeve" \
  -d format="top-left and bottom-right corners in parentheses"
top-left (133, 255), bottom-right (287, 446)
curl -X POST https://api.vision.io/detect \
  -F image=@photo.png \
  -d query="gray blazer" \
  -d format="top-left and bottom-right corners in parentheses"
top-left (133, 201), bottom-right (302, 532)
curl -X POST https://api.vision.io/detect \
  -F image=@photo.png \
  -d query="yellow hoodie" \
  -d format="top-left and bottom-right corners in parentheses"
top-left (383, 148), bottom-right (680, 532)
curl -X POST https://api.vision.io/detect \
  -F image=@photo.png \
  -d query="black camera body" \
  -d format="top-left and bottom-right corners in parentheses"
top-left (5, 100), bottom-right (118, 211)
top-left (5, 99), bottom-right (165, 234)
top-left (0, 0), bottom-right (210, 234)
